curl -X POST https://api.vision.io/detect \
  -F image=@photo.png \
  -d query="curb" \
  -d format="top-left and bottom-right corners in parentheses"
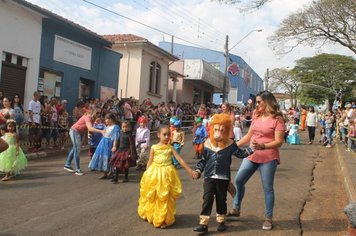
top-left (335, 143), bottom-right (356, 202)
top-left (26, 148), bottom-right (73, 161)
top-left (25, 132), bottom-right (192, 161)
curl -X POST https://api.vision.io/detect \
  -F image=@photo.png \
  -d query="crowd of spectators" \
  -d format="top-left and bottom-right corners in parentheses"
top-left (283, 102), bottom-right (356, 152)
top-left (1, 90), bottom-right (354, 153)
top-left (0, 93), bottom-right (253, 152)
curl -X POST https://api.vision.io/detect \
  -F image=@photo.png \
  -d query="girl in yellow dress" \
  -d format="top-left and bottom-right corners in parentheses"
top-left (138, 126), bottom-right (194, 228)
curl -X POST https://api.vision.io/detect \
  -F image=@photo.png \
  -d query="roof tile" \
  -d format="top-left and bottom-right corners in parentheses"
top-left (103, 34), bottom-right (147, 43)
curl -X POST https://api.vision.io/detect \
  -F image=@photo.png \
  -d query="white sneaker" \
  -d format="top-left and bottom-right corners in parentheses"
top-left (75, 170), bottom-right (84, 176)
top-left (64, 166), bottom-right (75, 173)
top-left (262, 219), bottom-right (273, 230)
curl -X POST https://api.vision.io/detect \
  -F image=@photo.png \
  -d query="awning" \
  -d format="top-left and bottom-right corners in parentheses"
top-left (183, 59), bottom-right (230, 93)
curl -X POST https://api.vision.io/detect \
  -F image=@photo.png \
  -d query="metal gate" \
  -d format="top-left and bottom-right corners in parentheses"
top-left (0, 62), bottom-right (26, 101)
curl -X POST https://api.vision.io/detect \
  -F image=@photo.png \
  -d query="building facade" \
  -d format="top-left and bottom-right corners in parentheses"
top-left (168, 60), bottom-right (227, 104)
top-left (104, 34), bottom-right (177, 105)
top-left (159, 41), bottom-right (263, 105)
top-left (0, 0), bottom-right (42, 107)
top-left (40, 18), bottom-right (121, 111)
top-left (0, 0), bottom-right (122, 111)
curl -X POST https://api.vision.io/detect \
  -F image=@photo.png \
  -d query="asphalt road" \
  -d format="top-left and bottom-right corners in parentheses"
top-left (0, 132), bottom-right (348, 236)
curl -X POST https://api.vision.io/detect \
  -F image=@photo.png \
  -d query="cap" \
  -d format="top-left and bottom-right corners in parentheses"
top-left (173, 120), bottom-right (182, 127)
top-left (345, 103), bottom-right (352, 108)
top-left (138, 116), bottom-right (148, 124)
top-left (61, 99), bottom-right (68, 104)
top-left (169, 116), bottom-right (178, 124)
top-left (195, 117), bottom-right (203, 123)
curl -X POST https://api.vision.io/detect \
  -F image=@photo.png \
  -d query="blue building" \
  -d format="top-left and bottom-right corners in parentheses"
top-left (159, 41), bottom-right (263, 104)
top-left (1, 0), bottom-right (122, 112)
top-left (39, 16), bottom-right (122, 111)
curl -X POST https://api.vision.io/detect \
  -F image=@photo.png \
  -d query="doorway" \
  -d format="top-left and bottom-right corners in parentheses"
top-left (79, 78), bottom-right (94, 100)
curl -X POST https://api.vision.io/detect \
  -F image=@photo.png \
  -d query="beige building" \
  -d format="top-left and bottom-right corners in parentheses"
top-left (103, 34), bottom-right (178, 104)
top-left (168, 60), bottom-right (229, 104)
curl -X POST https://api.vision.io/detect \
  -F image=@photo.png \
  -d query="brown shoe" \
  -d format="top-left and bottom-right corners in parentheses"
top-left (227, 209), bottom-right (240, 217)
top-left (262, 219), bottom-right (273, 230)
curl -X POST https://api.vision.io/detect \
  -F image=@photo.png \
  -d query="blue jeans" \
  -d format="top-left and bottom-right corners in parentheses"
top-left (233, 158), bottom-right (277, 219)
top-left (171, 143), bottom-right (181, 166)
top-left (65, 129), bottom-right (83, 171)
top-left (325, 128), bottom-right (333, 145)
top-left (341, 127), bottom-right (348, 142)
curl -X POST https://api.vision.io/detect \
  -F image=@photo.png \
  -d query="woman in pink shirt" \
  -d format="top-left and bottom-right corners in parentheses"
top-left (228, 91), bottom-right (285, 231)
top-left (221, 103), bottom-right (235, 139)
top-left (64, 109), bottom-right (104, 175)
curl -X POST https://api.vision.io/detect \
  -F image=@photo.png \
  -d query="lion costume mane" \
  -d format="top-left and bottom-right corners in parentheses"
top-left (208, 113), bottom-right (233, 148)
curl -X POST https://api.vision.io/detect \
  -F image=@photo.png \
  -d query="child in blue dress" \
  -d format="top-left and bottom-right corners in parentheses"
top-left (88, 117), bottom-right (105, 159)
top-left (88, 113), bottom-right (120, 179)
top-left (287, 118), bottom-right (300, 145)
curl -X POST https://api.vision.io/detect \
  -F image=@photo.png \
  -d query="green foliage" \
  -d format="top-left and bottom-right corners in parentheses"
top-left (269, 0), bottom-right (356, 55)
top-left (293, 53), bottom-right (356, 106)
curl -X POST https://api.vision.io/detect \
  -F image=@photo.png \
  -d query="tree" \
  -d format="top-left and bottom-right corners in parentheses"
top-left (214, 0), bottom-right (272, 11)
top-left (293, 53), bottom-right (356, 109)
top-left (269, 0), bottom-right (356, 55)
top-left (267, 68), bottom-right (300, 108)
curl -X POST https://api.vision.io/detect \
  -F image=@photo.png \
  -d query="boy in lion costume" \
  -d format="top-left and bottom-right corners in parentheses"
top-left (192, 113), bottom-right (253, 233)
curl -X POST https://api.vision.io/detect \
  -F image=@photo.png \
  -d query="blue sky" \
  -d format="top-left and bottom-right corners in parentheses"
top-left (28, 0), bottom-right (354, 77)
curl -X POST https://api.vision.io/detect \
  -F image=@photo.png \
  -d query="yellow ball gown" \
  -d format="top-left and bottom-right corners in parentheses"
top-left (138, 144), bottom-right (182, 228)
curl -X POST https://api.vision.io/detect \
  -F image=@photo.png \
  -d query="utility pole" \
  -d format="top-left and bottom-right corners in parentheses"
top-left (171, 35), bottom-right (174, 54)
top-left (222, 35), bottom-right (229, 103)
top-left (265, 68), bottom-right (269, 91)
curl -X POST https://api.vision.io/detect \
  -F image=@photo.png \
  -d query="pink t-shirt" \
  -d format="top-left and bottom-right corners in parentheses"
top-left (71, 114), bottom-right (91, 134)
top-left (248, 116), bottom-right (285, 164)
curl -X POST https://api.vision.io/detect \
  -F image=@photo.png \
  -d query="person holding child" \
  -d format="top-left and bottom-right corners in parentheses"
top-left (0, 120), bottom-right (27, 181)
top-left (228, 91), bottom-right (285, 231)
top-left (64, 109), bottom-right (105, 176)
top-left (138, 126), bottom-right (194, 229)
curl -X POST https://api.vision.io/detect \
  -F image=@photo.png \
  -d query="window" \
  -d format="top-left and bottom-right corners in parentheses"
top-left (5, 53), bottom-right (11, 63)
top-left (149, 61), bottom-right (161, 94)
top-left (17, 56), bottom-right (23, 66)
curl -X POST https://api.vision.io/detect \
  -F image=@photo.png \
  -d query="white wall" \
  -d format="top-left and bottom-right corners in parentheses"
top-left (113, 44), bottom-right (142, 100)
top-left (228, 88), bottom-right (238, 105)
top-left (0, 1), bottom-right (42, 108)
top-left (141, 47), bottom-right (170, 104)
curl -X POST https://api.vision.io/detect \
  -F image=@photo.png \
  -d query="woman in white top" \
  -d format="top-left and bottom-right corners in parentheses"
top-left (306, 106), bottom-right (318, 144)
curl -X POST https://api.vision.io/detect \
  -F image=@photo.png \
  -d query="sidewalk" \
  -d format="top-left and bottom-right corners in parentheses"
top-left (335, 142), bottom-right (356, 202)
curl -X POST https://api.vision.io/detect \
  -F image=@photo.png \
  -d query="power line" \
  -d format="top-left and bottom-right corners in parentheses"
top-left (82, 0), bottom-right (222, 52)
top-left (149, 0), bottom-right (224, 42)
top-left (132, 0), bottom-right (222, 45)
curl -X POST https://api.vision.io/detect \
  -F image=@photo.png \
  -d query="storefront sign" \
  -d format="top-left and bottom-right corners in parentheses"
top-left (53, 35), bottom-right (92, 70)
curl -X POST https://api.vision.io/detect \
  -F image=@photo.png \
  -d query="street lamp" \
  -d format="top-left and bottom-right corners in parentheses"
top-left (222, 29), bottom-right (262, 103)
